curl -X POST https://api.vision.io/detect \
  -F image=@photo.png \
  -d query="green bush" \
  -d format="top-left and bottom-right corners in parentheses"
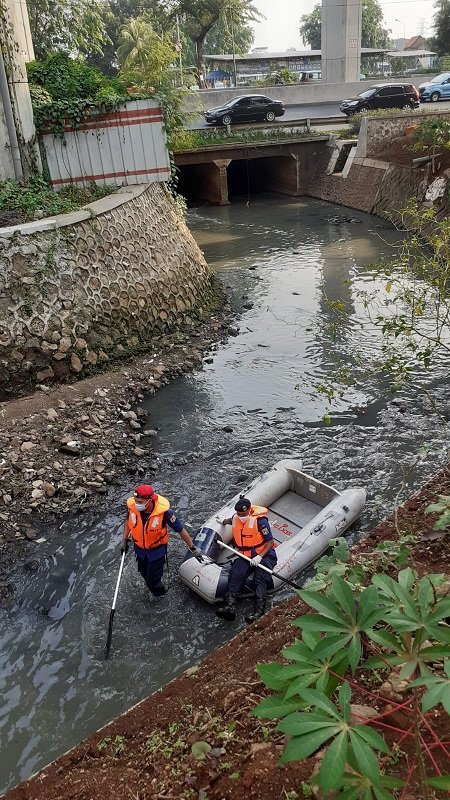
top-left (170, 125), bottom-right (322, 152)
top-left (260, 68), bottom-right (296, 86)
top-left (27, 52), bottom-right (108, 101)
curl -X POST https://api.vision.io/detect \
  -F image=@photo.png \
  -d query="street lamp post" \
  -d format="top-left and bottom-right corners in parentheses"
top-left (229, 8), bottom-right (238, 88)
top-left (395, 18), bottom-right (406, 42)
top-left (175, 15), bottom-right (183, 86)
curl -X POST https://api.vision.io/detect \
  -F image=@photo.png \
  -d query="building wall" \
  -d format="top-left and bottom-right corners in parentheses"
top-left (356, 110), bottom-right (450, 159)
top-left (0, 97), bottom-right (15, 180)
top-left (0, 183), bottom-right (217, 398)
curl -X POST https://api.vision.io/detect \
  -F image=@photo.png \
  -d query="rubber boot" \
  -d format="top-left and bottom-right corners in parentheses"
top-left (245, 599), bottom-right (266, 624)
top-left (216, 593), bottom-right (237, 621)
top-left (151, 583), bottom-right (168, 597)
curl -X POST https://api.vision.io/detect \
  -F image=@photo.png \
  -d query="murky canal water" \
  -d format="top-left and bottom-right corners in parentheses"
top-left (1, 195), bottom-right (449, 795)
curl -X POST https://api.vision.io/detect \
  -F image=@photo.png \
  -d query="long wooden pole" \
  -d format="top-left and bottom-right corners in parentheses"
top-left (218, 541), bottom-right (302, 590)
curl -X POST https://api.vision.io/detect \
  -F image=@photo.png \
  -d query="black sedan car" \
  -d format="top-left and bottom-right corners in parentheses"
top-left (204, 95), bottom-right (285, 125)
top-left (340, 83), bottom-right (419, 116)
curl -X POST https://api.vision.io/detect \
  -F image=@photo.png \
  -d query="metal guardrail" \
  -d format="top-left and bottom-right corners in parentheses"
top-left (194, 115), bottom-right (348, 133)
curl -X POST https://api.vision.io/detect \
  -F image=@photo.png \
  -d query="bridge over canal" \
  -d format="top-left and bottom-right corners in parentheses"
top-left (174, 136), bottom-right (331, 205)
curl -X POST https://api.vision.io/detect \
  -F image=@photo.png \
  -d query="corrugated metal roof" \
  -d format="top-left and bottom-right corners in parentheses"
top-left (206, 48), bottom-right (385, 61)
top-left (206, 48), bottom-right (436, 61)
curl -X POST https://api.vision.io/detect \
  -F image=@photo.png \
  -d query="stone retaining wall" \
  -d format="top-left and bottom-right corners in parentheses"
top-left (0, 183), bottom-right (216, 398)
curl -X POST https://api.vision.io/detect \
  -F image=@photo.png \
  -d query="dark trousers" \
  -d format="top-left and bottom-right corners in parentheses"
top-left (228, 553), bottom-right (277, 602)
top-left (136, 553), bottom-right (166, 595)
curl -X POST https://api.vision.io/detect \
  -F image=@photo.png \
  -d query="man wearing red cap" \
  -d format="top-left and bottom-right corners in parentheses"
top-left (121, 484), bottom-right (202, 596)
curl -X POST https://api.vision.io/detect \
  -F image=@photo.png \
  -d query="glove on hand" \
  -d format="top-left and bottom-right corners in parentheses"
top-left (249, 554), bottom-right (262, 567)
top-left (191, 546), bottom-right (204, 562)
top-left (120, 539), bottom-right (129, 554)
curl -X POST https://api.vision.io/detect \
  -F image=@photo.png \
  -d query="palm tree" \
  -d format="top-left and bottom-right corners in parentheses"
top-left (118, 15), bottom-right (177, 87)
top-left (117, 18), bottom-right (154, 70)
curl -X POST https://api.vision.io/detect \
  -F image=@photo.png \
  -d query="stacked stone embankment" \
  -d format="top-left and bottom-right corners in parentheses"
top-left (0, 183), bottom-right (217, 398)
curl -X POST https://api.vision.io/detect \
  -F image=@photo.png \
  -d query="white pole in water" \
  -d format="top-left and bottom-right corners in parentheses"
top-left (104, 550), bottom-right (127, 659)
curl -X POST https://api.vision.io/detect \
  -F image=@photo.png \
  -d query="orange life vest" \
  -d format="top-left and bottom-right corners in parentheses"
top-left (232, 505), bottom-right (268, 556)
top-left (126, 494), bottom-right (170, 550)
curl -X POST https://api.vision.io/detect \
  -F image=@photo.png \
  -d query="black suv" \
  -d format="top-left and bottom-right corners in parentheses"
top-left (340, 83), bottom-right (419, 116)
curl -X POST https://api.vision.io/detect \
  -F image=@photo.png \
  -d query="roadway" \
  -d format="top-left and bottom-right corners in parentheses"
top-left (188, 99), bottom-right (450, 130)
top-left (189, 102), bottom-right (342, 129)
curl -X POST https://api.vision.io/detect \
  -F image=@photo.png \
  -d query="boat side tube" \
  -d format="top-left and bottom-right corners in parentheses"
top-left (268, 486), bottom-right (367, 591)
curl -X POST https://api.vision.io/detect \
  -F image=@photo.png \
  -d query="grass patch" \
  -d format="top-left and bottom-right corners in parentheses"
top-left (171, 125), bottom-right (325, 152)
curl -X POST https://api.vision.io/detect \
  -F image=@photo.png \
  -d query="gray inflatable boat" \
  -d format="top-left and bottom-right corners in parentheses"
top-left (178, 459), bottom-right (366, 603)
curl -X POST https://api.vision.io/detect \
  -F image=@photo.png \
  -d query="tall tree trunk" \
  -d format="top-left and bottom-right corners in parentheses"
top-left (194, 36), bottom-right (205, 88)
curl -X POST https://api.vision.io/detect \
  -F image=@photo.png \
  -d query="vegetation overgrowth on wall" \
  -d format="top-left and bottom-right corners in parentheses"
top-left (27, 50), bottom-right (193, 158)
top-left (0, 174), bottom-right (113, 225)
top-left (412, 117), bottom-right (450, 173)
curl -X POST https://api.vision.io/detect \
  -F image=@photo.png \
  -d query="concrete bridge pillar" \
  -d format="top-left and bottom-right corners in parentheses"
top-left (321, 0), bottom-right (362, 83)
top-left (212, 159), bottom-right (231, 205)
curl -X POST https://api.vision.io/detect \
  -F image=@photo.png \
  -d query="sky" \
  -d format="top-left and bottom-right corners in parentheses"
top-left (251, 0), bottom-right (436, 51)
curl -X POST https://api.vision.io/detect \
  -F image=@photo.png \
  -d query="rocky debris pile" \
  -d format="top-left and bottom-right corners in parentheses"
top-left (0, 314), bottom-right (235, 547)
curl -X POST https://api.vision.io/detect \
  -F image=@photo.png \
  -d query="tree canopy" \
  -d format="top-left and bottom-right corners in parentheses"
top-left (27, 0), bottom-right (259, 84)
top-left (430, 0), bottom-right (450, 55)
top-left (27, 0), bottom-right (110, 61)
top-left (299, 5), bottom-right (321, 50)
top-left (300, 0), bottom-right (391, 50)
top-left (118, 15), bottom-right (177, 86)
top-left (175, 0), bottom-right (260, 82)
top-left (87, 0), bottom-right (172, 74)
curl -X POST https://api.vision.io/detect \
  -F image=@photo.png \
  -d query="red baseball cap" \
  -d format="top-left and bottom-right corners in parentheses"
top-left (134, 484), bottom-right (155, 499)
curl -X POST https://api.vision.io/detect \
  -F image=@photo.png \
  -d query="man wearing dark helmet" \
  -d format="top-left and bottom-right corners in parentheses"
top-left (216, 496), bottom-right (276, 623)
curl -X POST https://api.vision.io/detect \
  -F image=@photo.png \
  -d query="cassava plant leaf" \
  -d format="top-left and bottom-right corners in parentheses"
top-left (251, 693), bottom-right (302, 718)
top-left (425, 775), bottom-right (450, 790)
top-left (278, 727), bottom-right (338, 763)
top-left (318, 731), bottom-right (348, 790)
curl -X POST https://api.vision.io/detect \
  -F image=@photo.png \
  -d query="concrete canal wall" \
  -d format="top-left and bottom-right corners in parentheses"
top-left (0, 183), bottom-right (216, 398)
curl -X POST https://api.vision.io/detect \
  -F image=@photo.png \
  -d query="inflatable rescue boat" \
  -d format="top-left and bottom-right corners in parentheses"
top-left (178, 459), bottom-right (366, 603)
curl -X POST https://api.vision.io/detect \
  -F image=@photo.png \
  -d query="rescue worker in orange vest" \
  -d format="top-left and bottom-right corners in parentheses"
top-left (121, 484), bottom-right (203, 596)
top-left (216, 496), bottom-right (277, 624)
